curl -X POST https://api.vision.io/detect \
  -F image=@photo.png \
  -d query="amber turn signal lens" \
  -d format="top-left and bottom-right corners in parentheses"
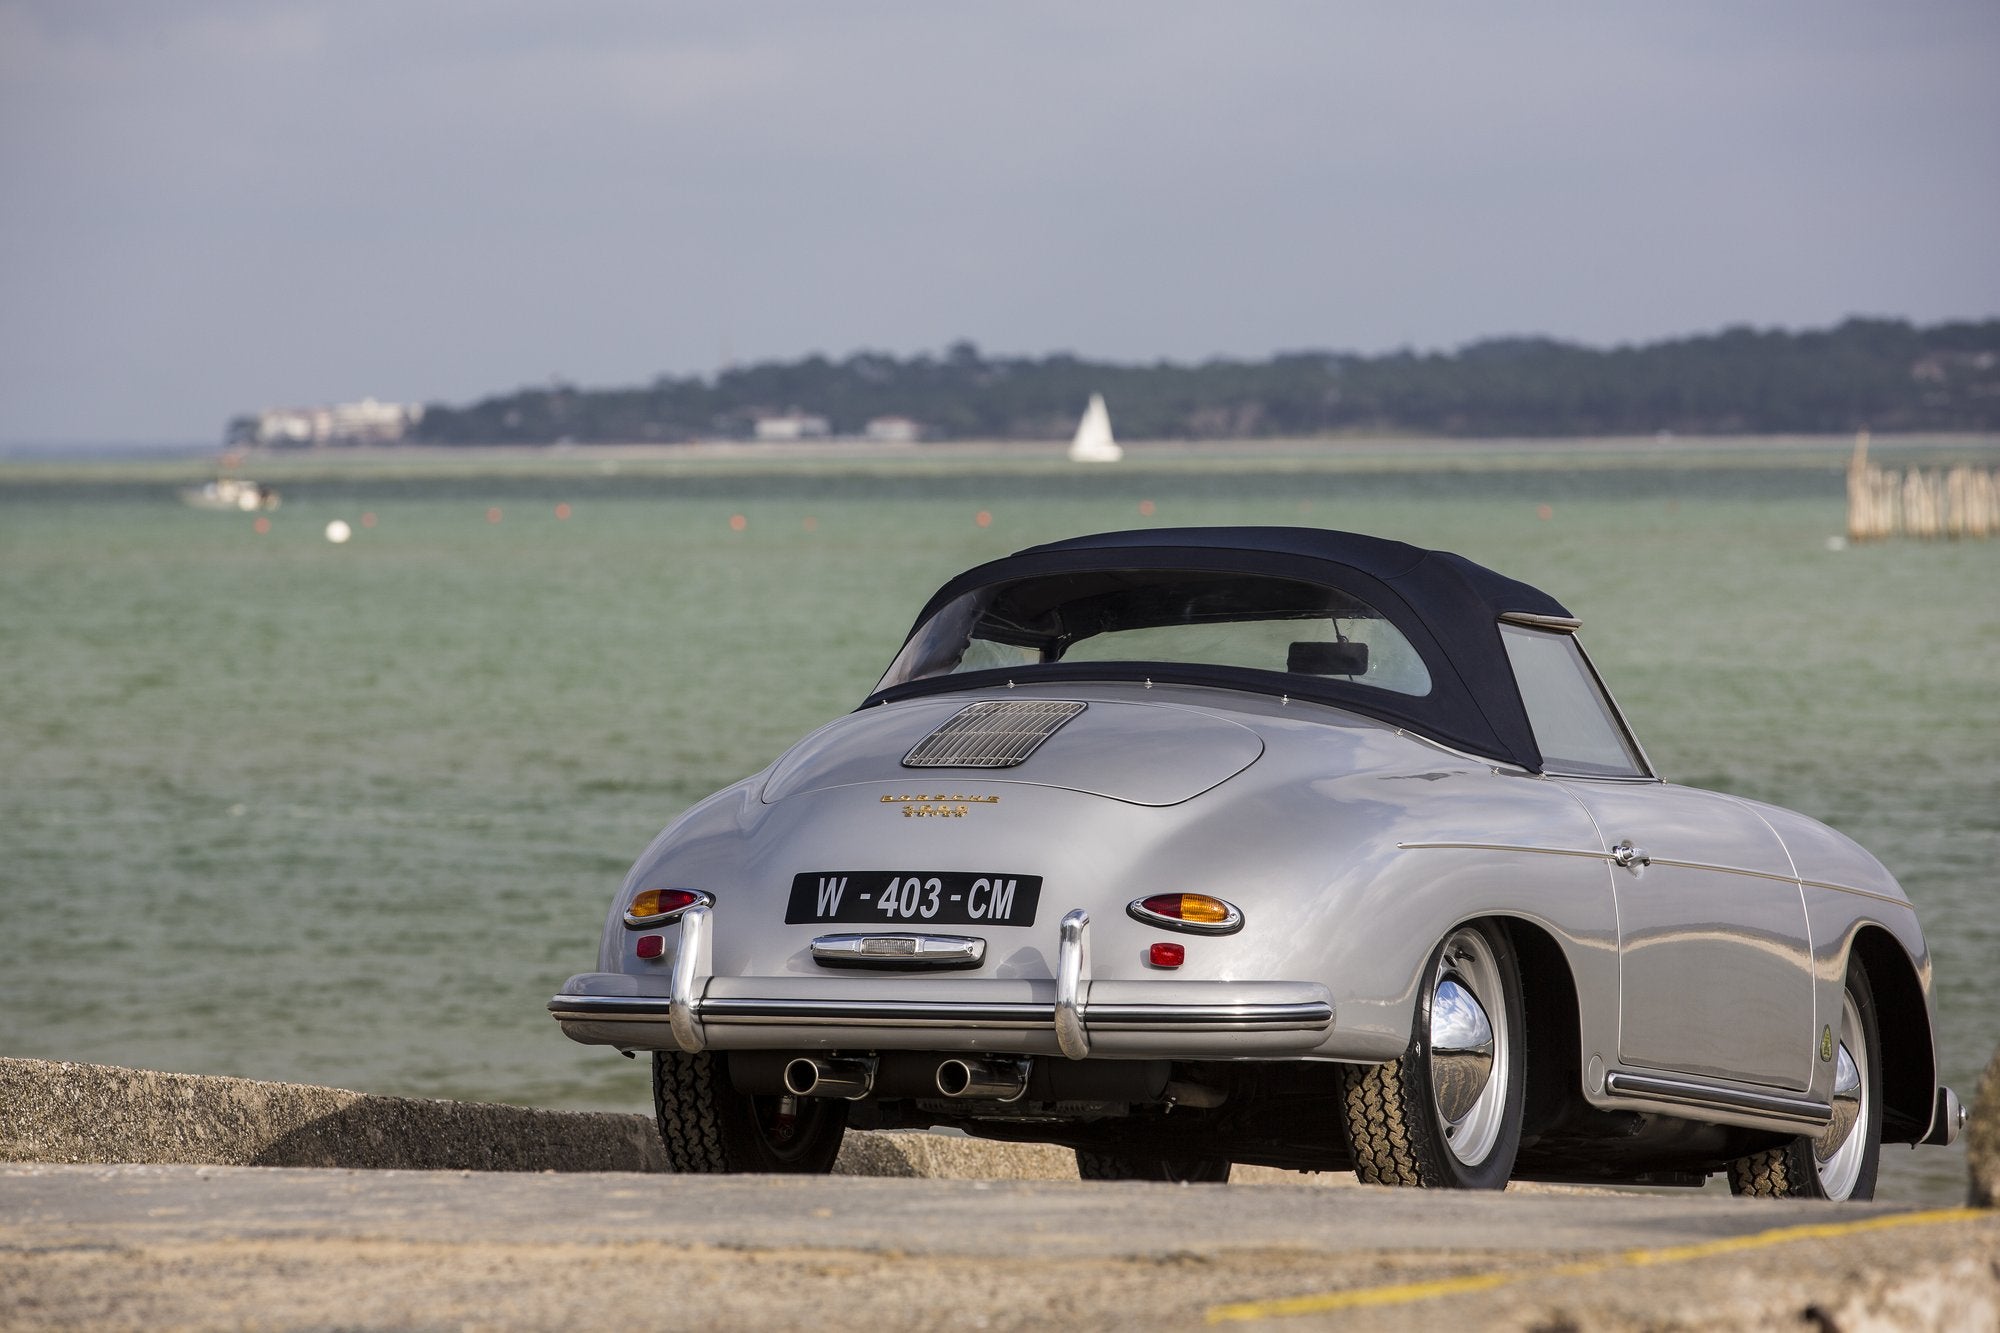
top-left (1140, 893), bottom-right (1230, 924)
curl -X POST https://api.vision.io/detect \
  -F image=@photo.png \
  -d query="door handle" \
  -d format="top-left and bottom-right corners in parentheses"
top-left (1612, 841), bottom-right (1650, 869)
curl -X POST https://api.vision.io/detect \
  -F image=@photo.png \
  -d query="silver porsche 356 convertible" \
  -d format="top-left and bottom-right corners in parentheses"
top-left (552, 527), bottom-right (1963, 1199)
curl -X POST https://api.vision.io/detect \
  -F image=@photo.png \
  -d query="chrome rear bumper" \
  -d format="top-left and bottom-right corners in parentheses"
top-left (552, 904), bottom-right (1333, 1060)
top-left (550, 991), bottom-right (1335, 1058)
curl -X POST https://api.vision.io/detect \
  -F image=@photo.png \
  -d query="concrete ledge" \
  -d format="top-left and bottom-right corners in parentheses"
top-left (0, 1058), bottom-right (1094, 1178)
top-left (0, 1057), bottom-right (1326, 1182)
top-left (0, 1058), bottom-right (666, 1173)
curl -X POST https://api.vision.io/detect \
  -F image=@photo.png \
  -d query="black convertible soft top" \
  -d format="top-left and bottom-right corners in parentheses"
top-left (868, 527), bottom-right (1577, 772)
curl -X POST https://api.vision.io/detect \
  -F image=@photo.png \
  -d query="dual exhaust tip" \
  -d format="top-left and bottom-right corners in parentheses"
top-left (782, 1055), bottom-right (1028, 1102)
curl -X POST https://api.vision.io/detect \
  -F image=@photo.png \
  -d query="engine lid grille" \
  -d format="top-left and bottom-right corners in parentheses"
top-left (902, 699), bottom-right (1087, 769)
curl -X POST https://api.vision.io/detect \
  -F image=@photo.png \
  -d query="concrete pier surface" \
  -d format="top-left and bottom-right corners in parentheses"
top-left (2, 1163), bottom-right (1994, 1331)
top-left (3, 1055), bottom-right (1997, 1329)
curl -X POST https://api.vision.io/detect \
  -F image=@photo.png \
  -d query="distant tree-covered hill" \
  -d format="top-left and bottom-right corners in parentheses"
top-left (410, 318), bottom-right (2000, 444)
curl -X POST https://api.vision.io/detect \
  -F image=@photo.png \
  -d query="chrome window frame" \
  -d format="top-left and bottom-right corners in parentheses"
top-left (1498, 613), bottom-right (1656, 781)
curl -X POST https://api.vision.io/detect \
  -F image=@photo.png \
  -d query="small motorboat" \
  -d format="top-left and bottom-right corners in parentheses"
top-left (182, 478), bottom-right (281, 512)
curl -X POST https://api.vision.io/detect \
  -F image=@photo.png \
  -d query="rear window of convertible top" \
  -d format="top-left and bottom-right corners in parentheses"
top-left (878, 569), bottom-right (1433, 697)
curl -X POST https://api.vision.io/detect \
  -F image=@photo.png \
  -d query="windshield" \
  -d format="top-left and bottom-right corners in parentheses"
top-left (878, 569), bottom-right (1433, 696)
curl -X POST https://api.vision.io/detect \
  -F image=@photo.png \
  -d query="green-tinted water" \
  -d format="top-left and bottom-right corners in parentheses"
top-left (2, 445), bottom-right (1994, 1202)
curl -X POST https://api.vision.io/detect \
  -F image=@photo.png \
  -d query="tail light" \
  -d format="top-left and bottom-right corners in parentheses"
top-left (1126, 893), bottom-right (1243, 935)
top-left (624, 888), bottom-right (713, 928)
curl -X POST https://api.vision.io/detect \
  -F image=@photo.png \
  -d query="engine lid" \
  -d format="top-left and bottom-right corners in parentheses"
top-left (761, 696), bottom-right (1264, 807)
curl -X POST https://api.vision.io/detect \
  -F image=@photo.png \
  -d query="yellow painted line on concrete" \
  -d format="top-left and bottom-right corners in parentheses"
top-left (1205, 1206), bottom-right (1989, 1324)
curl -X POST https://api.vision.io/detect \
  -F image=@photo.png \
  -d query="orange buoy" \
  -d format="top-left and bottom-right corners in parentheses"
top-left (974, 510), bottom-right (992, 528)
top-left (487, 507), bottom-right (503, 524)
top-left (802, 516), bottom-right (818, 532)
top-left (253, 516), bottom-right (271, 535)
top-left (360, 512), bottom-right (378, 528)
top-left (729, 514), bottom-right (748, 532)
top-left (1536, 504), bottom-right (1553, 521)
top-left (555, 503), bottom-right (572, 520)
top-left (1138, 499), bottom-right (1156, 517)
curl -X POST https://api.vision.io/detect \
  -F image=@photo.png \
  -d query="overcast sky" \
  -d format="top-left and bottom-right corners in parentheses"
top-left (3, 2), bottom-right (1997, 444)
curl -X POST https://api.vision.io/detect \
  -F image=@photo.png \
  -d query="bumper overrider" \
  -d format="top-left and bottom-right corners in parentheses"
top-left (549, 905), bottom-right (1335, 1060)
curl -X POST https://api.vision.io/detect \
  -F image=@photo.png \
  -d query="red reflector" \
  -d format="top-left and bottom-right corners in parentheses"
top-left (1149, 942), bottom-right (1185, 968)
top-left (635, 935), bottom-right (665, 959)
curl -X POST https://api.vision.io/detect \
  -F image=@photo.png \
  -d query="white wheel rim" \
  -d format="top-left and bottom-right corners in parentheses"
top-left (1812, 988), bottom-right (1870, 1200)
top-left (1429, 928), bottom-right (1510, 1168)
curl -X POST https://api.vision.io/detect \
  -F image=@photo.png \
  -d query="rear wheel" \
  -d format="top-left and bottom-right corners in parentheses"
top-left (1339, 921), bottom-right (1525, 1189)
top-left (1074, 1149), bottom-right (1232, 1182)
top-left (1727, 963), bottom-right (1881, 1201)
top-left (652, 1051), bottom-right (848, 1173)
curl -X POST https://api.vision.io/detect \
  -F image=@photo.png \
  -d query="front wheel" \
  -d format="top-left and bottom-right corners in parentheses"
top-left (652, 1051), bottom-right (848, 1173)
top-left (1727, 963), bottom-right (1881, 1201)
top-left (1074, 1149), bottom-right (1232, 1182)
top-left (1339, 920), bottom-right (1525, 1189)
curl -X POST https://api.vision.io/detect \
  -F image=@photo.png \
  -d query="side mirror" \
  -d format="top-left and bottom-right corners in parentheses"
top-left (1288, 641), bottom-right (1369, 676)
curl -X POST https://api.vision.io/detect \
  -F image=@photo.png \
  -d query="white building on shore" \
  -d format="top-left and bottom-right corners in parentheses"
top-left (239, 398), bottom-right (426, 447)
top-left (752, 410), bottom-right (831, 441)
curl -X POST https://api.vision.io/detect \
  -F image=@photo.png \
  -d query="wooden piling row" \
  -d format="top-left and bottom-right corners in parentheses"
top-left (1846, 432), bottom-right (2000, 541)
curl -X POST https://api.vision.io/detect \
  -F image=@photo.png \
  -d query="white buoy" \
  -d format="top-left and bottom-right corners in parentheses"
top-left (325, 519), bottom-right (353, 544)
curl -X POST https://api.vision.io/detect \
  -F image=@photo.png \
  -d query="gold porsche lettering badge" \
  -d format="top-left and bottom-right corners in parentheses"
top-left (881, 793), bottom-right (1000, 819)
top-left (1820, 1026), bottom-right (1835, 1062)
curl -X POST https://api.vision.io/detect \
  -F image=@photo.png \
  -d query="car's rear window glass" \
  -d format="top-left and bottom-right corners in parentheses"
top-left (880, 571), bottom-right (1432, 696)
top-left (1499, 624), bottom-right (1646, 777)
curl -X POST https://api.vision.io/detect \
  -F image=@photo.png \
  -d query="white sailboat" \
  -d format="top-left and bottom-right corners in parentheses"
top-left (1067, 392), bottom-right (1123, 462)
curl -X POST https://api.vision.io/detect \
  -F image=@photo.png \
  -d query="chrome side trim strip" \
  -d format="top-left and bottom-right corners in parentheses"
top-left (668, 904), bottom-right (709, 1053)
top-left (1054, 908), bottom-right (1092, 1059)
top-left (1399, 841), bottom-right (1609, 861)
top-left (1604, 1071), bottom-right (1832, 1126)
top-left (549, 995), bottom-right (1334, 1032)
top-left (1397, 841), bottom-right (1911, 906)
top-left (1610, 856), bottom-right (1911, 908)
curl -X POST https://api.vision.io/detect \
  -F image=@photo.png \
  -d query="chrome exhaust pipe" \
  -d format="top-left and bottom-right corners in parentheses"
top-left (935, 1056), bottom-right (1030, 1102)
top-left (783, 1056), bottom-right (876, 1100)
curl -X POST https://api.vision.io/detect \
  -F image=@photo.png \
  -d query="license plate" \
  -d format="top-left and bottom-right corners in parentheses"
top-left (785, 872), bottom-right (1043, 927)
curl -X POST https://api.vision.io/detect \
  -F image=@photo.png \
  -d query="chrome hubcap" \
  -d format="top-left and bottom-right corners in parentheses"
top-left (1428, 928), bottom-right (1509, 1166)
top-left (1812, 989), bottom-right (1870, 1199)
top-left (1430, 979), bottom-right (1495, 1123)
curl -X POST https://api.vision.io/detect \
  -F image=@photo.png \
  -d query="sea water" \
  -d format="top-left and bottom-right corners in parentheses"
top-left (1, 443), bottom-right (1993, 1203)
